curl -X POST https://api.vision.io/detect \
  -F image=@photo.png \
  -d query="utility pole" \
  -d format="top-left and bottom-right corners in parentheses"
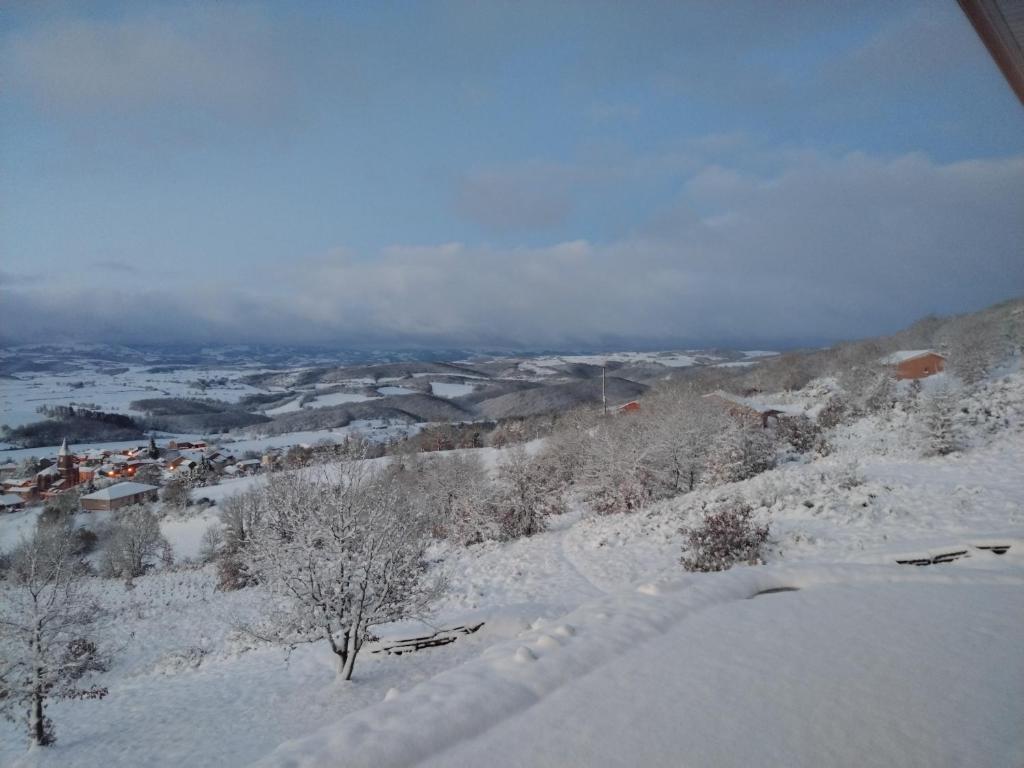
top-left (602, 363), bottom-right (608, 417)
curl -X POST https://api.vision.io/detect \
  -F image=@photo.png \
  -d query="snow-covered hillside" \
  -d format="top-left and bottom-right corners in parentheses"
top-left (1, 372), bottom-right (1022, 767)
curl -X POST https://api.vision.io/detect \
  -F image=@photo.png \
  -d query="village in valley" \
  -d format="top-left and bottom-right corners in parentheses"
top-left (1, 437), bottom-right (262, 514)
top-left (1, 349), bottom-right (950, 518)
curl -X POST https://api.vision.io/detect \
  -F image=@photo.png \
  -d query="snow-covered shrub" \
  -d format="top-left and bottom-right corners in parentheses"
top-left (493, 446), bottom-right (563, 538)
top-left (822, 460), bottom-right (864, 490)
top-left (215, 553), bottom-right (249, 592)
top-left (919, 379), bottom-right (961, 457)
top-left (817, 394), bottom-right (847, 429)
top-left (774, 414), bottom-right (823, 454)
top-left (680, 501), bottom-right (770, 572)
top-left (863, 373), bottom-right (895, 414)
top-left (533, 411), bottom-right (595, 490)
top-left (71, 528), bottom-right (99, 557)
top-left (41, 489), bottom-right (81, 520)
top-left (161, 476), bottom-right (190, 508)
top-left (953, 372), bottom-right (1024, 442)
top-left (132, 463), bottom-right (163, 486)
top-left (61, 638), bottom-right (109, 681)
top-left (943, 314), bottom-right (1004, 387)
top-left (703, 424), bottom-right (777, 487)
top-left (399, 452), bottom-right (499, 545)
top-left (154, 646), bottom-right (208, 675)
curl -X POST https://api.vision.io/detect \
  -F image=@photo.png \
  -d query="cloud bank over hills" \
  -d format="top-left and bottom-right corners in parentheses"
top-left (3, 149), bottom-right (1022, 348)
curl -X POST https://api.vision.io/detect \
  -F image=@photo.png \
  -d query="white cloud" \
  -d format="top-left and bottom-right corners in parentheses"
top-left (3, 150), bottom-right (1022, 347)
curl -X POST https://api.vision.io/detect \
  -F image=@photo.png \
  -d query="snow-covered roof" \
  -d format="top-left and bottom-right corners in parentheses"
top-left (36, 465), bottom-right (61, 477)
top-left (881, 350), bottom-right (944, 364)
top-left (0, 493), bottom-right (24, 506)
top-left (80, 482), bottom-right (159, 502)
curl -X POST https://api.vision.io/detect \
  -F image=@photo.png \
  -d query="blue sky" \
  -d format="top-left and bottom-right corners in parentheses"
top-left (2, 0), bottom-right (1023, 348)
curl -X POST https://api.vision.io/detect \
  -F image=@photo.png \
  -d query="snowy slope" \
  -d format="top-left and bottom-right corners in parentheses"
top-left (2, 376), bottom-right (1023, 767)
top-left (257, 560), bottom-right (1024, 768)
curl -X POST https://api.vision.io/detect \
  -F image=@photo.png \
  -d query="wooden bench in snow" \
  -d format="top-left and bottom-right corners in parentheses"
top-left (896, 543), bottom-right (1011, 567)
top-left (896, 550), bottom-right (969, 566)
top-left (371, 622), bottom-right (485, 656)
top-left (975, 544), bottom-right (1010, 555)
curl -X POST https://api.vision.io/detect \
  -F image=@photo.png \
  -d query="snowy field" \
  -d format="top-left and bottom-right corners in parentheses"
top-left (2, 347), bottom-right (760, 458)
top-left (514, 349), bottom-right (774, 376)
top-left (0, 365), bottom-right (269, 429)
top-left (1, 370), bottom-right (1022, 767)
top-left (429, 381), bottom-right (476, 398)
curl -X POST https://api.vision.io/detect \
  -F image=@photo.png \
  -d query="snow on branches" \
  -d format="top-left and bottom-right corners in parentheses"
top-left (235, 467), bottom-right (443, 680)
top-left (0, 526), bottom-right (109, 747)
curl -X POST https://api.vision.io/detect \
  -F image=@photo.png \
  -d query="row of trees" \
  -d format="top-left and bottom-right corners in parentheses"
top-left (536, 388), bottom-right (800, 516)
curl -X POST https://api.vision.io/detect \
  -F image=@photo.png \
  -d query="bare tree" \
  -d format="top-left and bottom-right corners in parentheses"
top-left (161, 476), bottom-right (191, 508)
top-left (133, 463), bottom-right (163, 486)
top-left (493, 446), bottom-right (561, 538)
top-left (919, 378), bottom-right (961, 457)
top-left (101, 506), bottom-right (173, 587)
top-left (197, 525), bottom-right (224, 564)
top-left (238, 467), bottom-right (442, 681)
top-left (220, 487), bottom-right (266, 550)
top-left (402, 453), bottom-right (497, 545)
top-left (642, 390), bottom-right (730, 495)
top-left (16, 456), bottom-right (42, 477)
top-left (215, 487), bottom-right (267, 590)
top-left (532, 408), bottom-right (596, 490)
top-left (0, 526), bottom-right (108, 747)
top-left (578, 414), bottom-right (657, 514)
top-left (703, 421), bottom-right (777, 487)
top-left (38, 490), bottom-right (81, 529)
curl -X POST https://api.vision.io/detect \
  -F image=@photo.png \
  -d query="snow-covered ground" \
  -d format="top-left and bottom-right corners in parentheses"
top-left (515, 349), bottom-right (774, 376)
top-left (429, 381), bottom-right (476, 398)
top-left (261, 561), bottom-right (1024, 768)
top-left (0, 366), bottom-right (269, 429)
top-left (265, 391), bottom-right (376, 416)
top-left (1, 373), bottom-right (1022, 767)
